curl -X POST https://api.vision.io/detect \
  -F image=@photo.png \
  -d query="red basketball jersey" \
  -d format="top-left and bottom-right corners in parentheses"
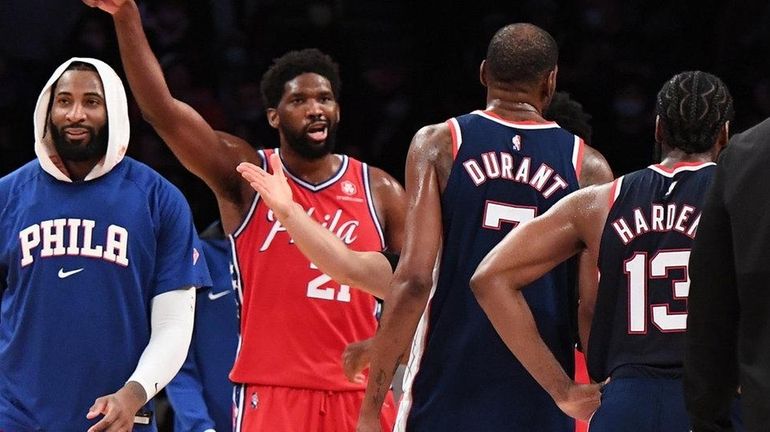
top-left (230, 149), bottom-right (386, 391)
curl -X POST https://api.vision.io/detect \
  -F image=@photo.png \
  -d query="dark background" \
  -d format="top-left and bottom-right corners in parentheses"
top-left (2, 0), bottom-right (769, 230)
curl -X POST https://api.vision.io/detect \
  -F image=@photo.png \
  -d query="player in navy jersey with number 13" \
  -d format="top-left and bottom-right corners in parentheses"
top-left (472, 71), bottom-right (734, 431)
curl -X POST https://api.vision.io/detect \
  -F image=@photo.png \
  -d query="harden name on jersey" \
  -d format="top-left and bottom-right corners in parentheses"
top-left (18, 218), bottom-right (129, 266)
top-left (462, 151), bottom-right (570, 199)
top-left (610, 202), bottom-right (701, 245)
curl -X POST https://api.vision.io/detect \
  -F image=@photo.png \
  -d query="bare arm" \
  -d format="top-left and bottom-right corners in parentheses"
top-left (369, 166), bottom-right (407, 254)
top-left (470, 185), bottom-right (611, 421)
top-left (579, 145), bottom-right (614, 188)
top-left (238, 154), bottom-right (394, 298)
top-left (357, 125), bottom-right (448, 432)
top-left (87, 0), bottom-right (259, 202)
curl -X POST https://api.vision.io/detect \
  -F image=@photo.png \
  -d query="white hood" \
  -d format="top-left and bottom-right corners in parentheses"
top-left (33, 57), bottom-right (130, 182)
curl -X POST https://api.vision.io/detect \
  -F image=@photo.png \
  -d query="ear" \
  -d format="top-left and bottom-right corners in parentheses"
top-left (715, 121), bottom-right (730, 153)
top-left (479, 60), bottom-right (488, 88)
top-left (267, 108), bottom-right (279, 129)
top-left (654, 115), bottom-right (663, 144)
top-left (547, 66), bottom-right (558, 97)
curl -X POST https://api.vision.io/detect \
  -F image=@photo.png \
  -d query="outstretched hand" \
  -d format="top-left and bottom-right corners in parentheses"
top-left (86, 381), bottom-right (146, 431)
top-left (237, 153), bottom-right (295, 219)
top-left (81, 0), bottom-right (127, 15)
top-left (342, 338), bottom-right (373, 384)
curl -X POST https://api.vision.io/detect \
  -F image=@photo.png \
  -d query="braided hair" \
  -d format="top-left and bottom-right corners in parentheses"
top-left (655, 71), bottom-right (734, 154)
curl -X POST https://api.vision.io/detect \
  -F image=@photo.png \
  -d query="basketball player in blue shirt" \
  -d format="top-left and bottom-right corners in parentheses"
top-left (0, 58), bottom-right (211, 431)
top-left (471, 71), bottom-right (733, 431)
top-left (357, 23), bottom-right (613, 432)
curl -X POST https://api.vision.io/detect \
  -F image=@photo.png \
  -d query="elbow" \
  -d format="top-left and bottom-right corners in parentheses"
top-left (469, 268), bottom-right (492, 303)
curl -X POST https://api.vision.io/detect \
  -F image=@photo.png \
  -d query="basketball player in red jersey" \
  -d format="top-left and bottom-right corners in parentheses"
top-left (84, 1), bottom-right (406, 431)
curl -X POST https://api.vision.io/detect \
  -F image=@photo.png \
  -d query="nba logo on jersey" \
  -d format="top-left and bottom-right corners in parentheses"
top-left (193, 247), bottom-right (200, 265)
top-left (341, 180), bottom-right (357, 196)
top-left (250, 392), bottom-right (259, 409)
top-left (512, 134), bottom-right (522, 151)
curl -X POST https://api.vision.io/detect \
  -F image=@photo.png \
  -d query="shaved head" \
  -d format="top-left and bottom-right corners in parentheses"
top-left (485, 23), bottom-right (558, 85)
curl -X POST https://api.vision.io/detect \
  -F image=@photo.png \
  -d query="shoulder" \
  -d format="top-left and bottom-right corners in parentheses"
top-left (120, 158), bottom-right (188, 206)
top-left (579, 144), bottom-right (613, 188)
top-left (410, 122), bottom-right (453, 155)
top-left (0, 161), bottom-right (43, 201)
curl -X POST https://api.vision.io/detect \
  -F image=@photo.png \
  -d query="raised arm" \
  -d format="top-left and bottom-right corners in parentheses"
top-left (470, 185), bottom-right (611, 421)
top-left (238, 154), bottom-right (394, 298)
top-left (85, 0), bottom-right (259, 200)
top-left (356, 125), bottom-right (448, 432)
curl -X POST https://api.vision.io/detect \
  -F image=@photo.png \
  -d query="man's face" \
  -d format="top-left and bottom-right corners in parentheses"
top-left (48, 69), bottom-right (108, 162)
top-left (269, 72), bottom-right (340, 159)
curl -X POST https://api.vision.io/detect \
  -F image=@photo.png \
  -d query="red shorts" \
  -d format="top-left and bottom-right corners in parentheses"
top-left (234, 384), bottom-right (397, 432)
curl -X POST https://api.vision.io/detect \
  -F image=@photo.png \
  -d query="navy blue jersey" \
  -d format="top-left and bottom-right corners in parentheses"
top-left (0, 158), bottom-right (211, 431)
top-left (588, 162), bottom-right (715, 382)
top-left (398, 111), bottom-right (584, 431)
top-left (166, 229), bottom-right (239, 432)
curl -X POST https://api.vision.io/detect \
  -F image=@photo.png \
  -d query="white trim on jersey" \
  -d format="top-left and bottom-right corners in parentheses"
top-left (232, 149), bottom-right (268, 239)
top-left (647, 162), bottom-right (716, 178)
top-left (277, 148), bottom-right (350, 192)
top-left (571, 135), bottom-right (584, 175)
top-left (362, 163), bottom-right (387, 250)
top-left (473, 110), bottom-right (560, 130)
top-left (394, 248), bottom-right (442, 431)
top-left (448, 117), bottom-right (463, 152)
top-left (611, 176), bottom-right (624, 206)
top-left (234, 383), bottom-right (246, 432)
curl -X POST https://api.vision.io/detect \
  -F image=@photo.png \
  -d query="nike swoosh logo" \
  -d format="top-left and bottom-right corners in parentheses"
top-left (58, 268), bottom-right (84, 279)
top-left (208, 290), bottom-right (231, 301)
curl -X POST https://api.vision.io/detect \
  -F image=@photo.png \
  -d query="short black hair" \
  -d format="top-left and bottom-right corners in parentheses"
top-left (656, 71), bottom-right (734, 154)
top-left (485, 23), bottom-right (558, 84)
top-left (544, 91), bottom-right (592, 145)
top-left (259, 48), bottom-right (341, 109)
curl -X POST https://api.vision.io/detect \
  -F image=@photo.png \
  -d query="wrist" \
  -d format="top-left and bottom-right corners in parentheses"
top-left (277, 202), bottom-right (304, 222)
top-left (122, 381), bottom-right (149, 406)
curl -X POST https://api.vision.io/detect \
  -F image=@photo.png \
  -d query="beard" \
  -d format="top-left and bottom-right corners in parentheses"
top-left (283, 122), bottom-right (338, 160)
top-left (49, 119), bottom-right (109, 162)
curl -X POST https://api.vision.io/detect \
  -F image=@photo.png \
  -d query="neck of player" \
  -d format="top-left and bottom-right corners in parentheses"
top-left (279, 144), bottom-right (342, 184)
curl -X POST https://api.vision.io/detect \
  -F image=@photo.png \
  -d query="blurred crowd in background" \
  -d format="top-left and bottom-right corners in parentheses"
top-left (2, 0), bottom-right (770, 229)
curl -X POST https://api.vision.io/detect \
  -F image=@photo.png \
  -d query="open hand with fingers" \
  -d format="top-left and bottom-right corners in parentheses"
top-left (342, 338), bottom-right (373, 384)
top-left (237, 153), bottom-right (295, 219)
top-left (81, 0), bottom-right (128, 15)
top-left (86, 382), bottom-right (146, 432)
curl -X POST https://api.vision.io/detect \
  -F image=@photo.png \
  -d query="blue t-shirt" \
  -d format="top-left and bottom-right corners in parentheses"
top-left (0, 157), bottom-right (211, 431)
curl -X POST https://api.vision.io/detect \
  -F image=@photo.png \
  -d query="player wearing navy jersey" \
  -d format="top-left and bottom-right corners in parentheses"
top-left (471, 71), bottom-right (733, 431)
top-left (0, 58), bottom-right (211, 431)
top-left (166, 221), bottom-right (238, 432)
top-left (357, 23), bottom-right (612, 432)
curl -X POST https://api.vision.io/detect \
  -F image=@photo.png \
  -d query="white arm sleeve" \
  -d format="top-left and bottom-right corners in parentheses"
top-left (127, 287), bottom-right (196, 402)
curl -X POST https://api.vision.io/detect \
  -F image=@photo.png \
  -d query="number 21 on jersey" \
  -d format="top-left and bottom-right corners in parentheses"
top-left (306, 262), bottom-right (351, 302)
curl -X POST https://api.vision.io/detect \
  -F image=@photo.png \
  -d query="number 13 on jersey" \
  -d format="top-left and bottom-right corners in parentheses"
top-left (625, 249), bottom-right (690, 333)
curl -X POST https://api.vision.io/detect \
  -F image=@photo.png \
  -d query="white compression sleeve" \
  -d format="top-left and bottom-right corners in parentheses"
top-left (127, 287), bottom-right (196, 402)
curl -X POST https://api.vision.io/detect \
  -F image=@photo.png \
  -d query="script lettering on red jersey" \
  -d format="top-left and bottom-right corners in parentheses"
top-left (19, 218), bottom-right (129, 266)
top-left (260, 208), bottom-right (360, 252)
top-left (611, 203), bottom-right (701, 245)
top-left (462, 151), bottom-right (569, 199)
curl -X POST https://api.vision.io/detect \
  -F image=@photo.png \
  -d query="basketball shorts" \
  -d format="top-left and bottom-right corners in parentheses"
top-left (233, 384), bottom-right (397, 432)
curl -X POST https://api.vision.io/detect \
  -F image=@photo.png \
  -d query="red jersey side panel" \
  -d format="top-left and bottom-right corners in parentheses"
top-left (230, 149), bottom-right (385, 391)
